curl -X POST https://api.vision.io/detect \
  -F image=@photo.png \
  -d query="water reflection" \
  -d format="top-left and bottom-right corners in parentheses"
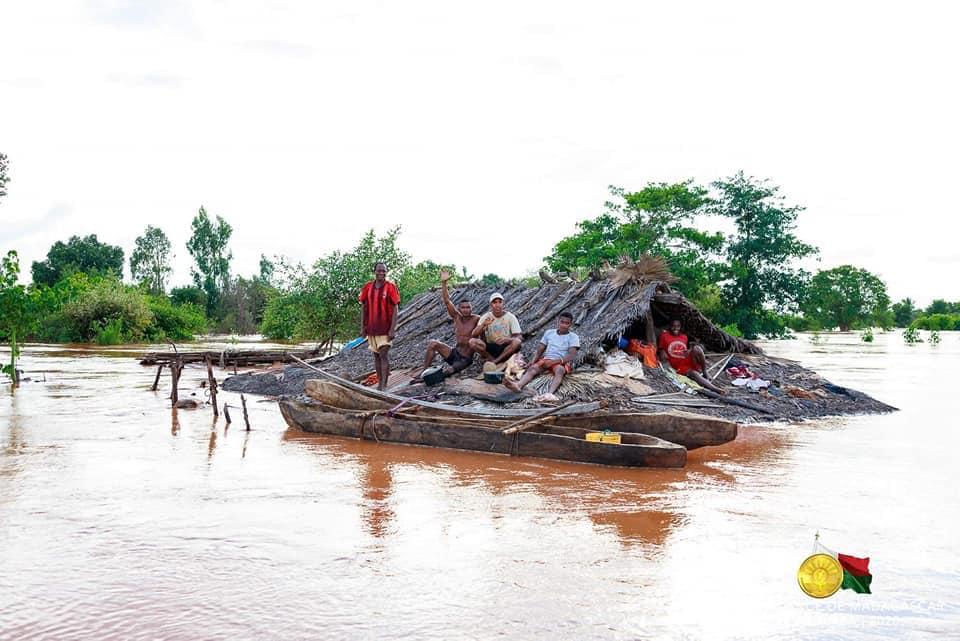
top-left (282, 427), bottom-right (790, 549)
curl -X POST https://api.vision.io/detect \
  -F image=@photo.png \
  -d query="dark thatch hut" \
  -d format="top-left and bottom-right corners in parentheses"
top-left (318, 277), bottom-right (761, 381)
top-left (221, 260), bottom-right (895, 422)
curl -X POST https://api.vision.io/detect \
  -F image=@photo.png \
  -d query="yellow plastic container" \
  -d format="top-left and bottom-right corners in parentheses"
top-left (585, 431), bottom-right (621, 444)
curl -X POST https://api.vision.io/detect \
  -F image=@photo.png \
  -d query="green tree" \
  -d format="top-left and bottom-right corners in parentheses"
top-left (185, 206), bottom-right (232, 317)
top-left (130, 225), bottom-right (173, 294)
top-left (261, 228), bottom-right (442, 348)
top-left (295, 227), bottom-right (409, 346)
top-left (479, 273), bottom-right (504, 287)
top-left (802, 265), bottom-right (891, 331)
top-left (31, 234), bottom-right (124, 286)
top-left (170, 285), bottom-right (207, 309)
top-left (258, 254), bottom-right (275, 285)
top-left (0, 152), bottom-right (10, 202)
top-left (923, 299), bottom-right (959, 315)
top-left (216, 275), bottom-right (275, 334)
top-left (0, 251), bottom-right (38, 385)
top-left (891, 298), bottom-right (917, 327)
top-left (711, 172), bottom-right (818, 338)
top-left (545, 181), bottom-right (723, 305)
top-left (395, 260), bottom-right (458, 304)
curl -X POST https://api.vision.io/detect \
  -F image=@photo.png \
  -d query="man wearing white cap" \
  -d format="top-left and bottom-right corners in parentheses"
top-left (468, 292), bottom-right (523, 365)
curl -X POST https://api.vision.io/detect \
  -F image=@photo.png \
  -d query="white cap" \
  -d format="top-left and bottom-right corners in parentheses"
top-left (489, 292), bottom-right (504, 303)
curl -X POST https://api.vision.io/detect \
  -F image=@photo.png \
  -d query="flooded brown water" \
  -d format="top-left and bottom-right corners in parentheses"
top-left (1, 334), bottom-right (958, 640)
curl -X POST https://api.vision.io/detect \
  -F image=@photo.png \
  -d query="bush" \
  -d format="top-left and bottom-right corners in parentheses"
top-left (903, 327), bottom-right (923, 344)
top-left (861, 327), bottom-right (874, 342)
top-left (170, 286), bottom-right (207, 309)
top-left (60, 280), bottom-right (153, 342)
top-left (260, 293), bottom-right (300, 340)
top-left (93, 318), bottom-right (124, 345)
top-left (146, 297), bottom-right (207, 341)
top-left (782, 314), bottom-right (821, 332)
top-left (911, 313), bottom-right (960, 331)
top-left (720, 322), bottom-right (743, 337)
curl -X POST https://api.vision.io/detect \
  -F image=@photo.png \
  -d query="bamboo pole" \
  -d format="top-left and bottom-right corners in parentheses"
top-left (708, 353), bottom-right (734, 381)
top-left (152, 365), bottom-right (163, 391)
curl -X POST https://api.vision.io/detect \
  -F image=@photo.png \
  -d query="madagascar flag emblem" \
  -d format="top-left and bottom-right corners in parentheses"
top-left (798, 535), bottom-right (873, 598)
top-left (836, 552), bottom-right (872, 594)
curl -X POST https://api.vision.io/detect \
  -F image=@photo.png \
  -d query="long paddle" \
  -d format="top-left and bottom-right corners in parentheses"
top-left (500, 401), bottom-right (577, 434)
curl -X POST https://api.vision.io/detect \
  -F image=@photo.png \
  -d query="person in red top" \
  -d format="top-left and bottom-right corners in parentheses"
top-left (657, 319), bottom-right (724, 394)
top-left (359, 261), bottom-right (401, 391)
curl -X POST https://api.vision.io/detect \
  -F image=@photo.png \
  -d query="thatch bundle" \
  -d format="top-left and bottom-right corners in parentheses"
top-left (606, 255), bottom-right (678, 288)
top-left (318, 275), bottom-right (761, 381)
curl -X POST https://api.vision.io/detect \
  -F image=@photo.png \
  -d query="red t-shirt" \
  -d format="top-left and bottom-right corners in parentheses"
top-left (658, 331), bottom-right (694, 374)
top-left (359, 281), bottom-right (400, 336)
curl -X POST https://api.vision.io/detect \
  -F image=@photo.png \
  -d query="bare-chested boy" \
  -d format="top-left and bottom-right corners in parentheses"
top-left (414, 270), bottom-right (480, 379)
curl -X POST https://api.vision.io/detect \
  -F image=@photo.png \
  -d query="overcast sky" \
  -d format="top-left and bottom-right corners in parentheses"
top-left (2, 1), bottom-right (957, 305)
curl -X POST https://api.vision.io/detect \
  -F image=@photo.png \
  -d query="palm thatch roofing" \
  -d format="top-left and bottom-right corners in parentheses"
top-left (318, 277), bottom-right (761, 381)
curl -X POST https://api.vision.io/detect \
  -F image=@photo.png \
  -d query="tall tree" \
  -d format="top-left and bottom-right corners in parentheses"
top-left (802, 265), bottom-right (891, 331)
top-left (258, 254), bottom-right (275, 285)
top-left (1, 251), bottom-right (37, 386)
top-left (185, 206), bottom-right (232, 317)
top-left (711, 172), bottom-right (818, 338)
top-left (261, 228), bottom-right (409, 344)
top-left (545, 181), bottom-right (723, 304)
top-left (130, 225), bottom-right (173, 294)
top-left (0, 152), bottom-right (10, 203)
top-left (31, 234), bottom-right (125, 286)
top-left (923, 299), bottom-right (958, 315)
top-left (891, 298), bottom-right (917, 327)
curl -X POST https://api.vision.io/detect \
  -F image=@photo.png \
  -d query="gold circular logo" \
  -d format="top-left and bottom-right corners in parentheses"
top-left (797, 553), bottom-right (843, 598)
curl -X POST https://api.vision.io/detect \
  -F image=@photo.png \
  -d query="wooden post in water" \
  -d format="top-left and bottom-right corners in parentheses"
top-left (152, 365), bottom-right (163, 391)
top-left (241, 393), bottom-right (251, 430)
top-left (204, 355), bottom-right (219, 417)
top-left (170, 358), bottom-right (181, 406)
top-left (223, 402), bottom-right (232, 424)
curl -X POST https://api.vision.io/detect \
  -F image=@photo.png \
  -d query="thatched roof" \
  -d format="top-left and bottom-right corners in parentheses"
top-left (319, 277), bottom-right (761, 380)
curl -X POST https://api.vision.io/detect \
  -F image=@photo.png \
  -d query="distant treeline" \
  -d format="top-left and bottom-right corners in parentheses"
top-left (1, 149), bottom-right (955, 377)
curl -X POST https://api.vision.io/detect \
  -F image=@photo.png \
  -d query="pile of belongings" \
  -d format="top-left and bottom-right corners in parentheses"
top-left (604, 350), bottom-right (646, 380)
top-left (726, 364), bottom-right (771, 392)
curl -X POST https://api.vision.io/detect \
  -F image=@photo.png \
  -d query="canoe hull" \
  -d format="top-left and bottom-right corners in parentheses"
top-left (302, 378), bottom-right (737, 450)
top-left (279, 398), bottom-right (687, 469)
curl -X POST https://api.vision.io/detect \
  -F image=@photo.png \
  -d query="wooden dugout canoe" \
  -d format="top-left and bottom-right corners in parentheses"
top-left (279, 396), bottom-right (688, 468)
top-left (302, 378), bottom-right (737, 450)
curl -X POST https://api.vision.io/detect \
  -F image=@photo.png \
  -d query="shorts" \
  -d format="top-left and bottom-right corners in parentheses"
top-left (366, 335), bottom-right (392, 352)
top-left (535, 359), bottom-right (573, 374)
top-left (669, 355), bottom-right (695, 376)
top-left (485, 342), bottom-right (506, 358)
top-left (444, 348), bottom-right (474, 373)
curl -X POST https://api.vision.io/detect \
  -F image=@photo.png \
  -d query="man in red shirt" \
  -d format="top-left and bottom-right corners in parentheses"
top-left (657, 319), bottom-right (724, 394)
top-left (359, 262), bottom-right (401, 391)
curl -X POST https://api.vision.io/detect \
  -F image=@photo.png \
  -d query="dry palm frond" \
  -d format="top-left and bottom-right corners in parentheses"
top-left (609, 255), bottom-right (677, 288)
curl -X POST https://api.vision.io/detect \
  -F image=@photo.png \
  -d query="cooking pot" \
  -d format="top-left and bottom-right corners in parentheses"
top-left (483, 371), bottom-right (505, 385)
top-left (422, 366), bottom-right (446, 386)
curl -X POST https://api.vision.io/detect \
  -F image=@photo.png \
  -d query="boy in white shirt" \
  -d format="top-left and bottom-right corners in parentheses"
top-left (504, 311), bottom-right (579, 395)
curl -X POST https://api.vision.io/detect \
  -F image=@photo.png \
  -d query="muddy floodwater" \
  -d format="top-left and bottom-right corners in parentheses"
top-left (1, 333), bottom-right (958, 640)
